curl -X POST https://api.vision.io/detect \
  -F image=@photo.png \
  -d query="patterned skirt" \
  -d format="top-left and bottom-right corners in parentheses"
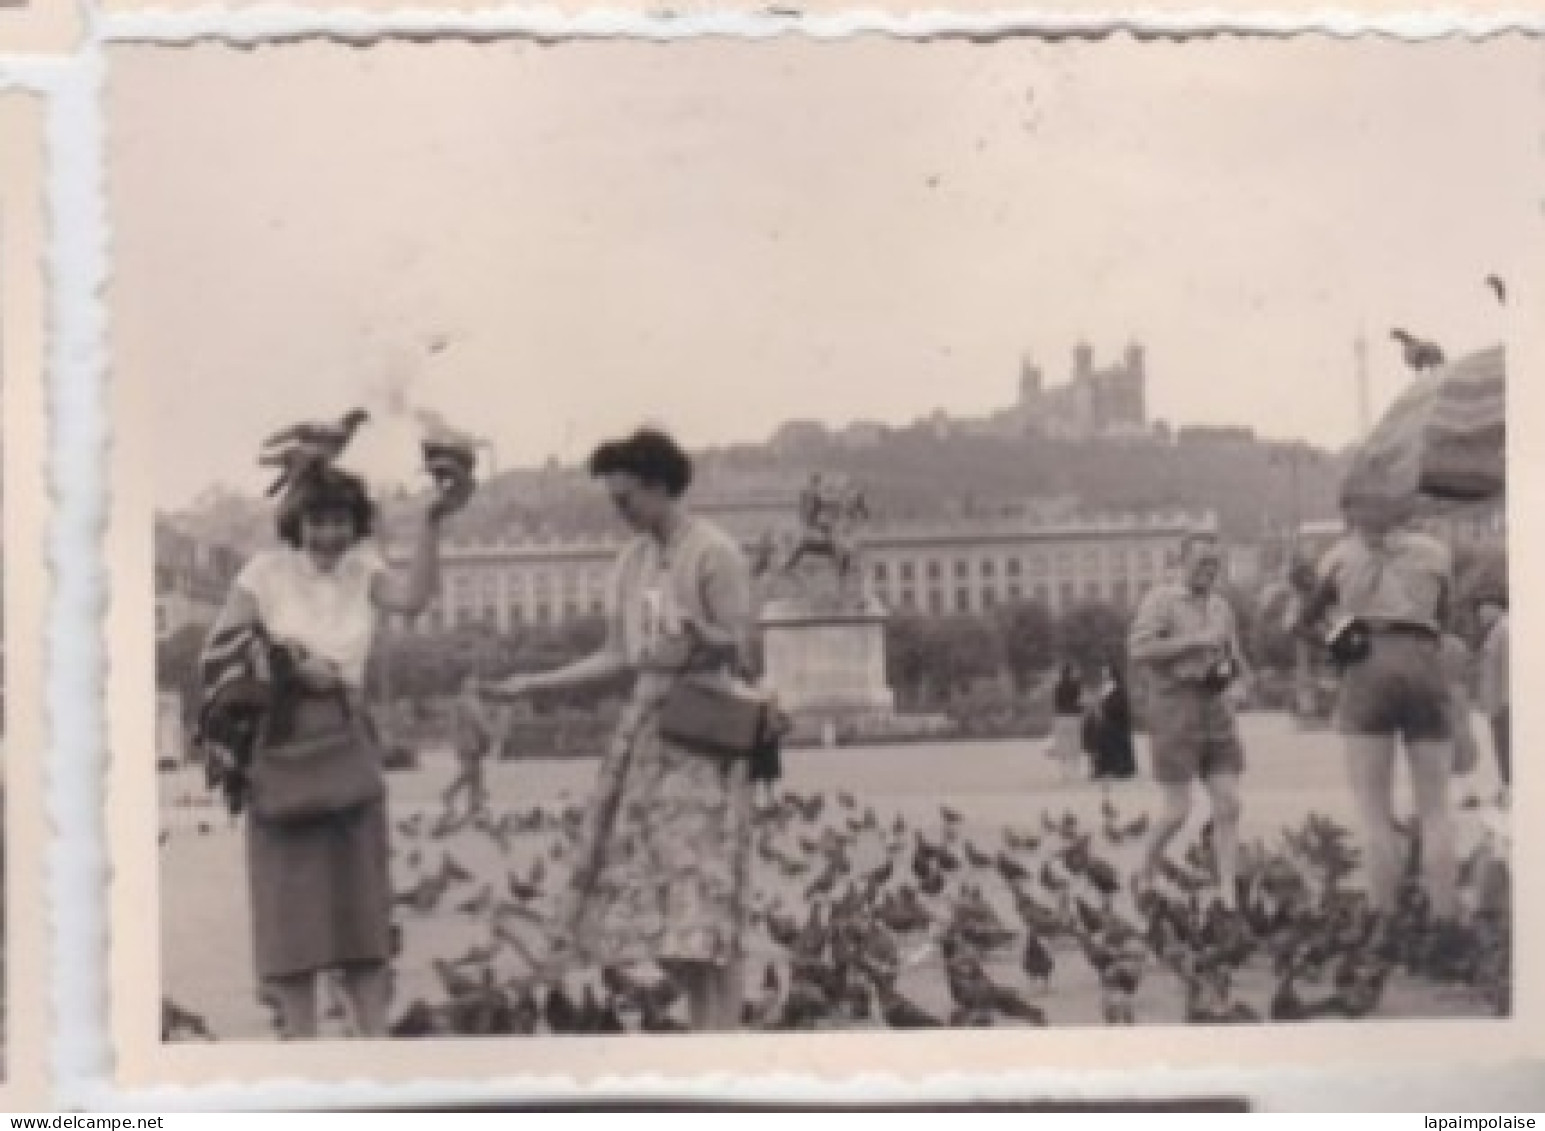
top-left (549, 674), bottom-right (754, 973)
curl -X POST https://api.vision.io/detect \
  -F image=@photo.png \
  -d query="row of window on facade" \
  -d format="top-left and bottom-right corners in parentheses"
top-left (412, 572), bottom-right (1156, 632)
top-left (868, 544), bottom-right (1173, 585)
top-left (403, 540), bottom-right (1186, 631)
top-left (445, 570), bottom-right (609, 599)
top-left (432, 542), bottom-right (1179, 601)
top-left (875, 575), bottom-right (1153, 615)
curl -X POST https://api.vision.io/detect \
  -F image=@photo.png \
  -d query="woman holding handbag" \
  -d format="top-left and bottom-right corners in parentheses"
top-left (479, 428), bottom-right (761, 1031)
top-left (203, 458), bottom-right (470, 1040)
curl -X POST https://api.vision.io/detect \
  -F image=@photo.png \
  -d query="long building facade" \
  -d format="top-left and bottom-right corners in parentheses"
top-left (154, 502), bottom-right (1258, 639)
top-left (385, 506), bottom-right (1232, 633)
top-left (861, 509), bottom-right (1220, 618)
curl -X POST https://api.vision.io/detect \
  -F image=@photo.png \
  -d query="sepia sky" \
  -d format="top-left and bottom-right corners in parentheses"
top-left (106, 35), bottom-right (1540, 508)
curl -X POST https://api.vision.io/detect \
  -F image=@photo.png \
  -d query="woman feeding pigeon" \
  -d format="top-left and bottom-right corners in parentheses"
top-left (201, 421), bottom-right (472, 1040)
top-left (477, 427), bottom-right (768, 1031)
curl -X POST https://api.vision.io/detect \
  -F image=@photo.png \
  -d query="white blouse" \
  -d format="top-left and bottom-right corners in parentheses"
top-left (234, 543), bottom-right (387, 688)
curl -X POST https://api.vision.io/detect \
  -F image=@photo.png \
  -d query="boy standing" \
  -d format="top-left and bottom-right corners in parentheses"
top-left (1128, 530), bottom-right (1252, 909)
top-left (442, 674), bottom-right (498, 820)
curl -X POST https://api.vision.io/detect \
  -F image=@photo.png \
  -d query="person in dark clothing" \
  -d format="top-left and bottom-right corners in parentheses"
top-left (1089, 664), bottom-right (1138, 782)
top-left (749, 698), bottom-right (788, 811)
top-left (1053, 663), bottom-right (1083, 715)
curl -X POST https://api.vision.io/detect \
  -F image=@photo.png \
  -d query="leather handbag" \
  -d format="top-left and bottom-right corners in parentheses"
top-left (656, 633), bottom-right (770, 760)
top-left (249, 692), bottom-right (386, 824)
top-left (659, 677), bottom-right (769, 760)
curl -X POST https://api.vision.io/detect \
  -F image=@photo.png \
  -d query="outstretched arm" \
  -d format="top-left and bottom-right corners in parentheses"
top-left (481, 548), bottom-right (632, 701)
top-left (482, 650), bottom-right (631, 701)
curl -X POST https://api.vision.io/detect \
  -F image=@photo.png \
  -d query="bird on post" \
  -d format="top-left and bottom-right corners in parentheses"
top-left (259, 408), bottom-right (370, 498)
top-left (1389, 329), bottom-right (1446, 373)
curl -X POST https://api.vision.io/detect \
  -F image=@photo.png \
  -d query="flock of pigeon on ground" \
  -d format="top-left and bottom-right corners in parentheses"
top-left (163, 782), bottom-right (1510, 1040)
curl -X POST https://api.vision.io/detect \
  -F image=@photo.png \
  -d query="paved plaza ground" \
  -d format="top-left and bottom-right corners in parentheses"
top-left (159, 711), bottom-right (1510, 1040)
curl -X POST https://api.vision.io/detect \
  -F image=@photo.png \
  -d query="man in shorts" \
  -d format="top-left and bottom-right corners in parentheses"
top-left (1128, 530), bottom-right (1252, 909)
top-left (1307, 486), bottom-right (1457, 920)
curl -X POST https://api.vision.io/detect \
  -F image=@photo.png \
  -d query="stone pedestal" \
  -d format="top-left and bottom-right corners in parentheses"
top-left (759, 596), bottom-right (896, 726)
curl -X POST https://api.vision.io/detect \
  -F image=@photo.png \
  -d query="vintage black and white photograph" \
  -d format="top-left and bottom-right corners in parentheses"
top-left (105, 34), bottom-right (1538, 1085)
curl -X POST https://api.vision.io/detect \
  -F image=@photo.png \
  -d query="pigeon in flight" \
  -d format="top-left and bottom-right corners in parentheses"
top-left (1390, 329), bottom-right (1446, 373)
top-left (1485, 275), bottom-right (1506, 305)
top-left (259, 408), bottom-right (370, 498)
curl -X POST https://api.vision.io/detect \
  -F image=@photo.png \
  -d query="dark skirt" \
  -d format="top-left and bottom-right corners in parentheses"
top-left (750, 732), bottom-right (783, 784)
top-left (246, 798), bottom-right (391, 980)
top-left (1090, 721), bottom-right (1138, 779)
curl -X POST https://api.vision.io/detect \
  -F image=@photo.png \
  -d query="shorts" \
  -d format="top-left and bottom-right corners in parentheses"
top-left (1146, 686), bottom-right (1245, 784)
top-left (1336, 631), bottom-right (1450, 743)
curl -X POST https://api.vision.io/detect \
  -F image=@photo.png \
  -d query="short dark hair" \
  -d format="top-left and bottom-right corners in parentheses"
top-left (587, 428), bottom-right (693, 498)
top-left (276, 465), bottom-right (377, 548)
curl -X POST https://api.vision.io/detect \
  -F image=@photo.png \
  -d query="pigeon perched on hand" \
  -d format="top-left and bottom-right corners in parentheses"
top-left (416, 409), bottom-right (483, 492)
top-left (259, 408), bottom-right (370, 498)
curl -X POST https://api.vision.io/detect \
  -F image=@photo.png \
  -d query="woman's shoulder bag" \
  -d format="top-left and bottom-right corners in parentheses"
top-left (248, 655), bottom-right (386, 824)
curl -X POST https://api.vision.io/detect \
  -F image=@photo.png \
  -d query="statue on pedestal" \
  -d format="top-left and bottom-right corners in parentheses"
top-left (754, 473), bottom-right (895, 731)
top-left (755, 473), bottom-right (870, 610)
